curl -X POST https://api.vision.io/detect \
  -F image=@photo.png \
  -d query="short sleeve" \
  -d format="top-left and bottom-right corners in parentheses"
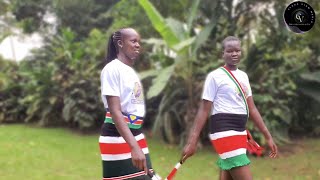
top-left (202, 73), bottom-right (218, 102)
top-left (245, 73), bottom-right (252, 97)
top-left (101, 66), bottom-right (120, 97)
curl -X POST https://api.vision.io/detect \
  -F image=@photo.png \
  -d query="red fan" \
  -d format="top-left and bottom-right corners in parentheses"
top-left (246, 130), bottom-right (264, 157)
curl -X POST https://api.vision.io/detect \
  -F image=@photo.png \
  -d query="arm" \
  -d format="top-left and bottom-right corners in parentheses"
top-left (247, 96), bottom-right (278, 158)
top-left (106, 96), bottom-right (148, 174)
top-left (181, 99), bottom-right (212, 161)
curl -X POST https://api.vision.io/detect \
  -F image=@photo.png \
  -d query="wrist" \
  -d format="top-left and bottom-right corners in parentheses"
top-left (128, 141), bottom-right (140, 150)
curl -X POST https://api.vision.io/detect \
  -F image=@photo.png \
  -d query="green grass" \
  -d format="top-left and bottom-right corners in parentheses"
top-left (0, 124), bottom-right (319, 180)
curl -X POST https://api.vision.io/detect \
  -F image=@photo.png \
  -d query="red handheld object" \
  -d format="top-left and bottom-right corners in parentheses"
top-left (165, 161), bottom-right (183, 180)
top-left (246, 130), bottom-right (264, 157)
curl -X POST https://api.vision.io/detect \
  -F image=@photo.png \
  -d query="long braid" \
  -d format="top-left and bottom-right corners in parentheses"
top-left (105, 28), bottom-right (128, 64)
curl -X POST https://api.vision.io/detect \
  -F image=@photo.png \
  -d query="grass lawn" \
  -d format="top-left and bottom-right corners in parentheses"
top-left (0, 124), bottom-right (319, 180)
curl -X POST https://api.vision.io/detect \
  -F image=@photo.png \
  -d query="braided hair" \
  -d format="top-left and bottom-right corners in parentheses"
top-left (106, 28), bottom-right (131, 64)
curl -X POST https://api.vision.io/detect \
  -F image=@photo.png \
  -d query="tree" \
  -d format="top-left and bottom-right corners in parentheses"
top-left (138, 0), bottom-right (320, 145)
top-left (11, 0), bottom-right (117, 38)
top-left (17, 28), bottom-right (106, 128)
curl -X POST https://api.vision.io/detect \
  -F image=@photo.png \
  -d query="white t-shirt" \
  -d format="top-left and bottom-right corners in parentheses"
top-left (100, 59), bottom-right (145, 117)
top-left (202, 68), bottom-right (252, 115)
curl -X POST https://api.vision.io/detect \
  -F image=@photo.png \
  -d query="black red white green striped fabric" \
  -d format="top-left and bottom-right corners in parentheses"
top-left (99, 132), bottom-right (153, 179)
top-left (104, 112), bottom-right (143, 129)
top-left (210, 130), bottom-right (247, 159)
top-left (208, 67), bottom-right (252, 170)
top-left (209, 113), bottom-right (250, 170)
top-left (99, 133), bottom-right (149, 161)
top-left (99, 112), bottom-right (154, 180)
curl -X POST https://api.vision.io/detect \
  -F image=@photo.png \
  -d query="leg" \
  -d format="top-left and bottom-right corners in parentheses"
top-left (220, 170), bottom-right (233, 180)
top-left (229, 165), bottom-right (252, 180)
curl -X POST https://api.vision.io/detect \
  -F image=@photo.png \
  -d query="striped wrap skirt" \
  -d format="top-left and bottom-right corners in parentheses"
top-left (209, 113), bottom-right (250, 170)
top-left (99, 112), bottom-right (154, 180)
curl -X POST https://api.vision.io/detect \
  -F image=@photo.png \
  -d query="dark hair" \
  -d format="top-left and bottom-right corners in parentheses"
top-left (105, 30), bottom-right (123, 64)
top-left (222, 36), bottom-right (241, 50)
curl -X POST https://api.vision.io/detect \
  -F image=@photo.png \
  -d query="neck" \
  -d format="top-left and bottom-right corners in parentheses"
top-left (225, 64), bottom-right (237, 71)
top-left (117, 53), bottom-right (134, 67)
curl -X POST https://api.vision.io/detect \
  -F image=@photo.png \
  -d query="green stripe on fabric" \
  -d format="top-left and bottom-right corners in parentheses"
top-left (104, 117), bottom-right (142, 129)
top-left (104, 117), bottom-right (114, 124)
top-left (219, 67), bottom-right (249, 116)
top-left (128, 123), bottom-right (142, 129)
top-left (102, 154), bottom-right (152, 178)
top-left (217, 154), bottom-right (251, 170)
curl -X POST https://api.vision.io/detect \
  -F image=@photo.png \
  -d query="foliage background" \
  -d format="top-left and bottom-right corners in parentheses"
top-left (0, 0), bottom-right (319, 147)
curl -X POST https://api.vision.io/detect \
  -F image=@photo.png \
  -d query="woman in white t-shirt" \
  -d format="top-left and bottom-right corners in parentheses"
top-left (99, 28), bottom-right (158, 180)
top-left (181, 36), bottom-right (278, 180)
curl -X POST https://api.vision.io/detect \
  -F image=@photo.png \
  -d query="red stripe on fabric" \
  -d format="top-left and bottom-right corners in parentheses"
top-left (211, 135), bottom-right (247, 154)
top-left (99, 138), bottom-right (147, 154)
top-left (105, 113), bottom-right (143, 125)
top-left (102, 171), bottom-right (145, 180)
top-left (128, 119), bottom-right (143, 125)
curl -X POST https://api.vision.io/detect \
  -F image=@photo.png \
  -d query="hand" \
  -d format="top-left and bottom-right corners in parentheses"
top-left (181, 143), bottom-right (197, 163)
top-left (131, 146), bottom-right (148, 175)
top-left (267, 138), bottom-right (278, 158)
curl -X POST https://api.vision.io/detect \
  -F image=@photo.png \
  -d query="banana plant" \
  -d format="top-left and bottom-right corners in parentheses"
top-left (138, 0), bottom-right (216, 99)
top-left (138, 0), bottom-right (218, 143)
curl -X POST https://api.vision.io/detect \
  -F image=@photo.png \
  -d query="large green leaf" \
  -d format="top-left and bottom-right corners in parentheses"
top-left (146, 65), bottom-right (174, 99)
top-left (172, 37), bottom-right (195, 52)
top-left (193, 20), bottom-right (216, 53)
top-left (299, 71), bottom-right (320, 103)
top-left (187, 0), bottom-right (200, 33)
top-left (139, 69), bottom-right (158, 80)
top-left (299, 87), bottom-right (320, 103)
top-left (142, 38), bottom-right (166, 46)
top-left (165, 18), bottom-right (187, 40)
top-left (138, 0), bottom-right (180, 48)
top-left (299, 75), bottom-right (320, 103)
top-left (0, 72), bottom-right (8, 89)
top-left (300, 72), bottom-right (320, 83)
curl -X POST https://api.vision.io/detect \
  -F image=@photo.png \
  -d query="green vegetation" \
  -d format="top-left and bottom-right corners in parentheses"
top-left (1, 125), bottom-right (319, 180)
top-left (1, 1), bottom-right (320, 179)
top-left (0, 0), bottom-right (319, 146)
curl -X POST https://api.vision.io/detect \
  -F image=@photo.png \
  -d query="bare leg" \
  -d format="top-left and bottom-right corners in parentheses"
top-left (219, 170), bottom-right (233, 180)
top-left (229, 165), bottom-right (252, 180)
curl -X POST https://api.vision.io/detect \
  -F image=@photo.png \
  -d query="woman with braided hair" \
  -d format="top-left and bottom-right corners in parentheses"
top-left (99, 28), bottom-right (157, 180)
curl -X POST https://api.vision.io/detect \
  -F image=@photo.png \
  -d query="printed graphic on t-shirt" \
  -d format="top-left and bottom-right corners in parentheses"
top-left (235, 81), bottom-right (248, 101)
top-left (131, 82), bottom-right (144, 104)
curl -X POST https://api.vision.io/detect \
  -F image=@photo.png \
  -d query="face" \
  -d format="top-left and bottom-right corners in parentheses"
top-left (118, 28), bottom-right (141, 60)
top-left (222, 40), bottom-right (242, 66)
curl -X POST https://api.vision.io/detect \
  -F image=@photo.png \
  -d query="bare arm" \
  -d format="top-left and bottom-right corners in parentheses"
top-left (181, 99), bottom-right (212, 161)
top-left (106, 96), bottom-right (148, 173)
top-left (247, 96), bottom-right (277, 158)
